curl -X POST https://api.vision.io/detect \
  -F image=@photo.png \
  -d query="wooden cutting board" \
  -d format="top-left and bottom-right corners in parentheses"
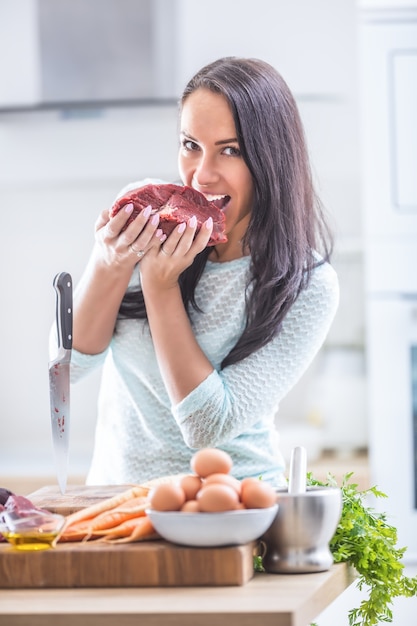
top-left (0, 485), bottom-right (255, 588)
top-left (27, 484), bottom-right (137, 516)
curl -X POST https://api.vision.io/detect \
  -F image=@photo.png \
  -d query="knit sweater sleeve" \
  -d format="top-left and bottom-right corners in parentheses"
top-left (172, 261), bottom-right (339, 448)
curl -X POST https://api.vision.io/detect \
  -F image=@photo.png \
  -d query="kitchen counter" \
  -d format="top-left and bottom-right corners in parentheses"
top-left (0, 563), bottom-right (353, 626)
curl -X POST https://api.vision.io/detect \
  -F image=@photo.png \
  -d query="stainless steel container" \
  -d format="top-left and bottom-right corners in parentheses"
top-left (261, 486), bottom-right (342, 573)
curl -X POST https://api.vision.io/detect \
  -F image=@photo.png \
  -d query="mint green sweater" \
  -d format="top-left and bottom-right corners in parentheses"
top-left (69, 254), bottom-right (339, 486)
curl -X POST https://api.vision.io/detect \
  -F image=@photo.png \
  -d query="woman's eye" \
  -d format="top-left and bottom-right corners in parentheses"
top-left (223, 146), bottom-right (241, 157)
top-left (182, 139), bottom-right (199, 151)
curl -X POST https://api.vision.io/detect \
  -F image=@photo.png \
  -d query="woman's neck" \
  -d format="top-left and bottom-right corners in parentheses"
top-left (208, 219), bottom-right (250, 262)
top-left (208, 239), bottom-right (250, 263)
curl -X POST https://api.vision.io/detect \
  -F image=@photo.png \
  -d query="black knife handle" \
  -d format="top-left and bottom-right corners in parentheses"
top-left (53, 272), bottom-right (73, 350)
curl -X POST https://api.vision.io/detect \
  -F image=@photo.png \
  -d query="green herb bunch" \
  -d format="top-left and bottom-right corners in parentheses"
top-left (307, 472), bottom-right (417, 626)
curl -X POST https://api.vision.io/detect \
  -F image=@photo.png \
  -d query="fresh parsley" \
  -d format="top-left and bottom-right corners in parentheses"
top-left (254, 472), bottom-right (417, 626)
top-left (308, 472), bottom-right (417, 625)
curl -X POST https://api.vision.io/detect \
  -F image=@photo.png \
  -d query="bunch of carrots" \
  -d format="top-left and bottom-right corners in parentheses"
top-left (58, 485), bottom-right (157, 544)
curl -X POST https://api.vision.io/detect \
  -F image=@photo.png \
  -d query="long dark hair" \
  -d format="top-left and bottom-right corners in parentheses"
top-left (118, 57), bottom-right (333, 368)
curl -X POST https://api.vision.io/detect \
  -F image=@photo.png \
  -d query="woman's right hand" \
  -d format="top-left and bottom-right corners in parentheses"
top-left (94, 203), bottom-right (166, 270)
top-left (72, 202), bottom-right (165, 354)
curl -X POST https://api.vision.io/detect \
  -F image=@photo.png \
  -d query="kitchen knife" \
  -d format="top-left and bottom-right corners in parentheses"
top-left (48, 272), bottom-right (73, 494)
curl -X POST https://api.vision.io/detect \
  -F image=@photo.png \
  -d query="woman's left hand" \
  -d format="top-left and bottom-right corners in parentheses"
top-left (138, 214), bottom-right (215, 404)
top-left (140, 215), bottom-right (214, 291)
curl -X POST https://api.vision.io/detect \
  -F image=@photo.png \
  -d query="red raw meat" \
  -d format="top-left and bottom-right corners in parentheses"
top-left (0, 493), bottom-right (50, 542)
top-left (110, 183), bottom-right (228, 246)
top-left (0, 488), bottom-right (12, 506)
top-left (1, 494), bottom-right (50, 518)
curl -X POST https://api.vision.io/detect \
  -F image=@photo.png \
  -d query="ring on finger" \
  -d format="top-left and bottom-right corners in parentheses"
top-left (160, 246), bottom-right (170, 256)
top-left (129, 244), bottom-right (145, 259)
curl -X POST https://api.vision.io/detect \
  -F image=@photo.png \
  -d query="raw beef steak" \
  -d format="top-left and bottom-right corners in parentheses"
top-left (111, 183), bottom-right (228, 246)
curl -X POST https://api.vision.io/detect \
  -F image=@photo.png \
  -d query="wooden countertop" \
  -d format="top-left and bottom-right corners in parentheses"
top-left (0, 563), bottom-right (353, 626)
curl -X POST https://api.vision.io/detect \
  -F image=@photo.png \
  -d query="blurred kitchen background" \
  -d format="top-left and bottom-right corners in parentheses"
top-left (0, 0), bottom-right (416, 564)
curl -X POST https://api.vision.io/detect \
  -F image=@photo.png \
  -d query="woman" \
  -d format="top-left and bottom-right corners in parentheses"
top-left (69, 57), bottom-right (339, 486)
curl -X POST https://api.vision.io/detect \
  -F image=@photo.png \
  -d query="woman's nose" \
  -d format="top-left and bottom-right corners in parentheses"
top-left (193, 153), bottom-right (219, 187)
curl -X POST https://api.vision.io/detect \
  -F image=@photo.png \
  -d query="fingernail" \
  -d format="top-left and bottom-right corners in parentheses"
top-left (151, 214), bottom-right (159, 226)
top-left (189, 215), bottom-right (197, 228)
top-left (155, 228), bottom-right (163, 239)
top-left (178, 222), bottom-right (186, 234)
top-left (205, 216), bottom-right (213, 229)
top-left (143, 204), bottom-right (152, 218)
top-left (124, 203), bottom-right (134, 214)
top-left (160, 233), bottom-right (167, 243)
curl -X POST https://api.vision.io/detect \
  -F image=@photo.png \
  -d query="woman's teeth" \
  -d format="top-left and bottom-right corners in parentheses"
top-left (205, 194), bottom-right (226, 201)
top-left (204, 194), bottom-right (231, 210)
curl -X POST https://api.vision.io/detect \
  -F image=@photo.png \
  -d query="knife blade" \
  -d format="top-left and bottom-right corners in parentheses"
top-left (48, 272), bottom-right (73, 494)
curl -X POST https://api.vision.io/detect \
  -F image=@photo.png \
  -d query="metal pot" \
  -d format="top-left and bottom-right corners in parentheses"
top-left (261, 486), bottom-right (342, 573)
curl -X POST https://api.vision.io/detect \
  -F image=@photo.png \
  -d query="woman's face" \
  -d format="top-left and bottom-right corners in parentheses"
top-left (178, 88), bottom-right (254, 243)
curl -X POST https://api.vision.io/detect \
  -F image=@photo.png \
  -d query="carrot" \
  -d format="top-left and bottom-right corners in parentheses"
top-left (59, 506), bottom-right (149, 542)
top-left (99, 516), bottom-right (157, 543)
top-left (62, 486), bottom-right (150, 529)
top-left (58, 525), bottom-right (100, 542)
top-left (59, 512), bottom-right (156, 544)
top-left (84, 496), bottom-right (149, 531)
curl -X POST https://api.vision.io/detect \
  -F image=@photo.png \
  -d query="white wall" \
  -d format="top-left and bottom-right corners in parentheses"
top-left (0, 106), bottom-right (179, 477)
top-left (0, 0), bottom-right (364, 480)
top-left (0, 0), bottom-right (41, 106)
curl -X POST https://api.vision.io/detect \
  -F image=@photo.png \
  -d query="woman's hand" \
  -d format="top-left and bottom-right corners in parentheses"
top-left (139, 215), bottom-right (214, 292)
top-left (95, 202), bottom-right (166, 269)
top-left (139, 214), bottom-right (215, 404)
top-left (72, 202), bottom-right (164, 355)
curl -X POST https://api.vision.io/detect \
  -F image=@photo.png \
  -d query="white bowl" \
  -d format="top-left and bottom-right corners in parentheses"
top-left (146, 505), bottom-right (278, 547)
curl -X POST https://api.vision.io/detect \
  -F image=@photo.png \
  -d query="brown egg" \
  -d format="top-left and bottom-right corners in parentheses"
top-left (196, 484), bottom-right (239, 512)
top-left (240, 477), bottom-right (277, 509)
top-left (181, 499), bottom-right (200, 513)
top-left (190, 448), bottom-right (233, 478)
top-left (150, 483), bottom-right (186, 511)
top-left (204, 473), bottom-right (242, 496)
top-left (180, 474), bottom-right (203, 501)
